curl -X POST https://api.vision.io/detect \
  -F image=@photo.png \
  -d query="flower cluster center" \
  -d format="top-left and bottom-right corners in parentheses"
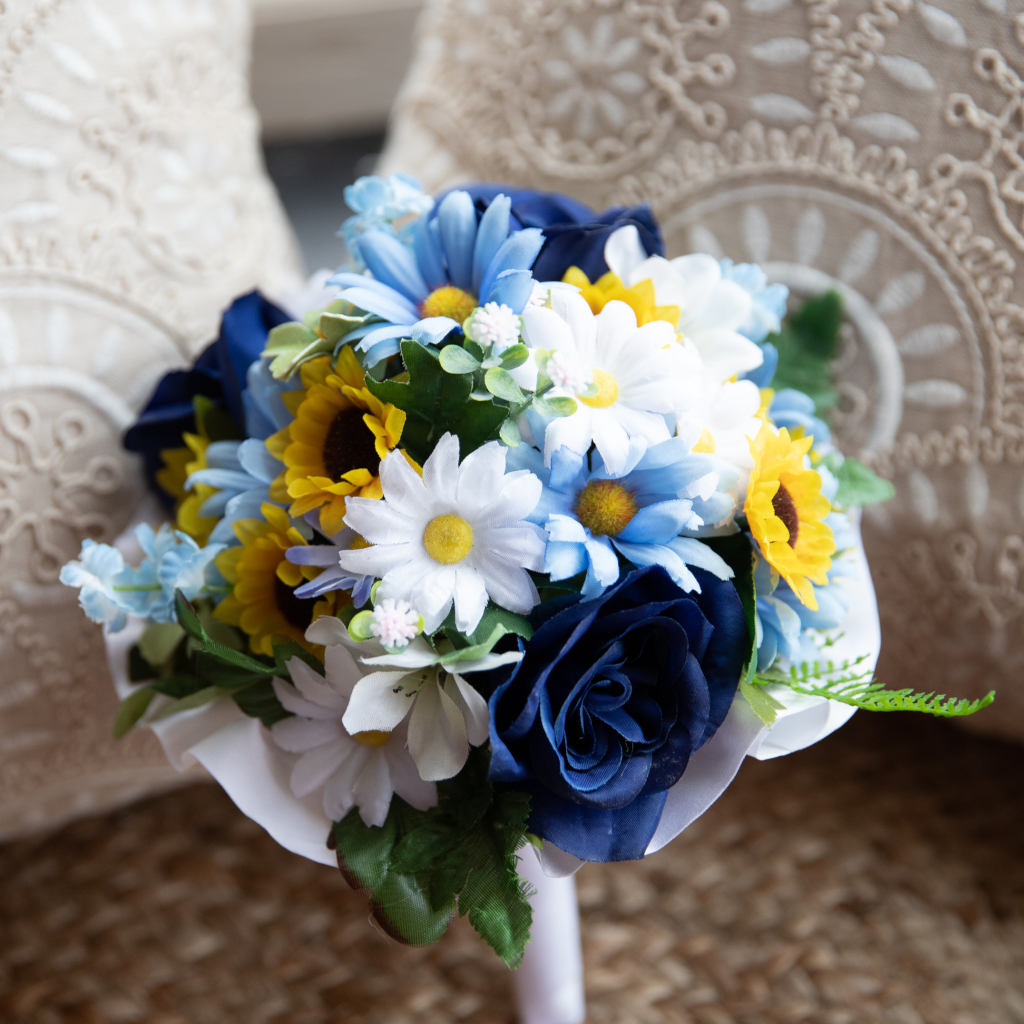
top-left (423, 513), bottom-right (474, 564)
top-left (352, 729), bottom-right (391, 747)
top-left (575, 480), bottom-right (637, 537)
top-left (579, 369), bottom-right (620, 409)
top-left (273, 576), bottom-right (315, 631)
top-left (771, 481), bottom-right (800, 547)
top-left (323, 406), bottom-right (379, 481)
top-left (420, 285), bottom-right (478, 323)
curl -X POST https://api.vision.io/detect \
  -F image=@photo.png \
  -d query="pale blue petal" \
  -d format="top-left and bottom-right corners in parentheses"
top-left (336, 283), bottom-right (417, 324)
top-left (437, 191), bottom-right (477, 291)
top-left (618, 500), bottom-right (697, 544)
top-left (487, 269), bottom-right (536, 313)
top-left (412, 216), bottom-right (446, 291)
top-left (479, 228), bottom-right (544, 298)
top-left (472, 194), bottom-right (510, 295)
top-left (544, 540), bottom-right (587, 580)
top-left (411, 316), bottom-right (459, 345)
top-left (357, 229), bottom-right (428, 303)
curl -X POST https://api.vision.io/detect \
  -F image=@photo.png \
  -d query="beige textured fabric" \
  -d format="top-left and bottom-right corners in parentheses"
top-left (381, 0), bottom-right (1024, 740)
top-left (0, 0), bottom-right (303, 837)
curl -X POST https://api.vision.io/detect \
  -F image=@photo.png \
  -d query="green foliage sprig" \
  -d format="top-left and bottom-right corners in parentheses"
top-left (767, 290), bottom-right (842, 415)
top-left (752, 656), bottom-right (995, 718)
top-left (331, 747), bottom-right (533, 967)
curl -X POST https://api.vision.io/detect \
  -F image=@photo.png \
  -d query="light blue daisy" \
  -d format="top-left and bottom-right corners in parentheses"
top-left (60, 540), bottom-right (133, 632)
top-left (768, 388), bottom-right (832, 451)
top-left (720, 259), bottom-right (788, 344)
top-left (329, 190), bottom-right (544, 363)
top-left (511, 437), bottom-right (738, 597)
top-left (285, 525), bottom-right (374, 606)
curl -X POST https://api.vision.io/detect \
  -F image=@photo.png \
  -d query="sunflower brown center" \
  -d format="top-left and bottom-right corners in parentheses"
top-left (771, 482), bottom-right (800, 547)
top-left (575, 479), bottom-right (637, 537)
top-left (322, 407), bottom-right (379, 481)
top-left (274, 576), bottom-right (316, 631)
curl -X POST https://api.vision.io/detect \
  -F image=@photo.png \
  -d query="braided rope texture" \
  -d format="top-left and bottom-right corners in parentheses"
top-left (2, 712), bottom-right (1022, 1023)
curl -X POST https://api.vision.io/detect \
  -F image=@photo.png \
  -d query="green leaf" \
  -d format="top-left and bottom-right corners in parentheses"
top-left (113, 686), bottom-right (157, 739)
top-left (175, 591), bottom-right (206, 641)
top-left (319, 310), bottom-right (369, 346)
top-left (833, 456), bottom-right (895, 507)
top-left (499, 418), bottom-right (522, 447)
top-left (128, 644), bottom-right (158, 683)
top-left (532, 394), bottom-right (577, 418)
top-left (330, 749), bottom-right (533, 965)
top-left (439, 344), bottom-right (482, 374)
top-left (465, 603), bottom-right (533, 644)
top-left (332, 807), bottom-right (454, 946)
top-left (739, 677), bottom-right (783, 725)
top-left (148, 685), bottom-right (224, 722)
top-left (137, 621), bottom-right (186, 668)
top-left (768, 290), bottom-right (843, 415)
top-left (192, 395), bottom-right (239, 443)
top-left (231, 678), bottom-right (291, 727)
top-left (499, 344), bottom-right (529, 370)
top-left (484, 367), bottom-right (526, 404)
top-left (364, 341), bottom-right (474, 462)
top-left (753, 658), bottom-right (996, 717)
top-left (450, 399), bottom-right (507, 453)
top-left (264, 322), bottom-right (332, 379)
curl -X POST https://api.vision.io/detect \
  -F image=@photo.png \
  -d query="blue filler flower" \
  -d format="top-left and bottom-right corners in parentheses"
top-left (487, 565), bottom-right (748, 862)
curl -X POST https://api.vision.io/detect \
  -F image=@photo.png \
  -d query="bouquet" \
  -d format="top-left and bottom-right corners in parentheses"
top-left (62, 176), bottom-right (992, 967)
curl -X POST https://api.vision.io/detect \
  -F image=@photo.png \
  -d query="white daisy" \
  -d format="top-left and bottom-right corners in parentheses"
top-left (604, 226), bottom-right (763, 382)
top-left (670, 338), bottom-right (764, 473)
top-left (269, 649), bottom-right (436, 827)
top-left (522, 291), bottom-right (680, 475)
top-left (337, 433), bottom-right (546, 634)
top-left (308, 616), bottom-right (519, 782)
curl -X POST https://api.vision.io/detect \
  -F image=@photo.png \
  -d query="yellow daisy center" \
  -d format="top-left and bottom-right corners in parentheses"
top-left (353, 730), bottom-right (392, 747)
top-left (423, 514), bottom-right (474, 563)
top-left (420, 285), bottom-right (478, 323)
top-left (575, 479), bottom-right (637, 537)
top-left (580, 369), bottom-right (619, 409)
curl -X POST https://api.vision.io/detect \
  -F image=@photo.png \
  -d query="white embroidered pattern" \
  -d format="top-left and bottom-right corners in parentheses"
top-left (0, 0), bottom-right (302, 836)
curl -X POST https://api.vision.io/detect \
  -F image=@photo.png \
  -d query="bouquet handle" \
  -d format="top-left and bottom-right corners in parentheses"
top-left (514, 849), bottom-right (586, 1024)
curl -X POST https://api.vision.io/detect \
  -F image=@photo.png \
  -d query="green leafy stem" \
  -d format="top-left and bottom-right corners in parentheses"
top-left (751, 656), bottom-right (995, 718)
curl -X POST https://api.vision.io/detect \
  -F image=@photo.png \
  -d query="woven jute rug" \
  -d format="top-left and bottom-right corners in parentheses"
top-left (2, 712), bottom-right (1022, 1024)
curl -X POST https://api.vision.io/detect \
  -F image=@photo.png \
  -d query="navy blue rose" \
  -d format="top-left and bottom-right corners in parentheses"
top-left (124, 291), bottom-right (290, 501)
top-left (488, 566), bottom-right (748, 862)
top-left (449, 184), bottom-right (664, 283)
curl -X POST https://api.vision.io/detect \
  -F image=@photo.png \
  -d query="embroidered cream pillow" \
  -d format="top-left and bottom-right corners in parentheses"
top-left (381, 0), bottom-right (1024, 740)
top-left (0, 0), bottom-right (302, 836)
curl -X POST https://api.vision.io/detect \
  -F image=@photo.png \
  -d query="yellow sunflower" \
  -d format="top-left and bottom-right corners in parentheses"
top-left (273, 348), bottom-right (407, 536)
top-left (214, 503), bottom-right (341, 656)
top-left (157, 429), bottom-right (218, 545)
top-left (562, 266), bottom-right (681, 327)
top-left (744, 423), bottom-right (835, 610)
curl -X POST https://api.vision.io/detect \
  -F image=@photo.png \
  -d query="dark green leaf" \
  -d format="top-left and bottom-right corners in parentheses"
top-left (231, 678), bottom-right (291, 726)
top-left (768, 290), bottom-right (843, 415)
top-left (128, 643), bottom-right (158, 683)
top-left (450, 399), bottom-right (507, 453)
top-left (175, 591), bottom-right (206, 641)
top-left (148, 685), bottom-right (224, 722)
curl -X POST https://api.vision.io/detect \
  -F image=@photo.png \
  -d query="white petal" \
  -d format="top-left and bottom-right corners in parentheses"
top-left (423, 432), bottom-right (461, 503)
top-left (271, 717), bottom-right (340, 753)
top-left (273, 672), bottom-right (339, 720)
top-left (342, 670), bottom-right (417, 734)
top-left (453, 565), bottom-right (489, 633)
top-left (472, 556), bottom-right (539, 614)
top-left (408, 682), bottom-right (468, 781)
top-left (408, 566), bottom-right (457, 632)
top-left (387, 748), bottom-right (438, 811)
top-left (321, 747), bottom-right (367, 820)
top-left (604, 224), bottom-right (648, 279)
top-left (379, 446), bottom-right (428, 507)
top-left (446, 675), bottom-right (490, 746)
top-left (352, 749), bottom-right (396, 827)
top-left (456, 441), bottom-right (507, 511)
top-left (290, 741), bottom-right (348, 797)
top-left (342, 497), bottom-right (417, 545)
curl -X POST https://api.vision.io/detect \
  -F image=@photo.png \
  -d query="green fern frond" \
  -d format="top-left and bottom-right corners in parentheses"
top-left (754, 657), bottom-right (995, 718)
